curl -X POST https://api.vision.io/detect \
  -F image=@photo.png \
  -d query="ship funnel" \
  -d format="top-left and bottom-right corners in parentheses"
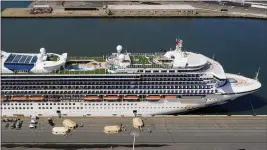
top-left (175, 38), bottom-right (183, 51)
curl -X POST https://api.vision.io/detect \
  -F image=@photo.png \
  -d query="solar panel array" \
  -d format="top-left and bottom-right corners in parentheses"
top-left (5, 54), bottom-right (38, 64)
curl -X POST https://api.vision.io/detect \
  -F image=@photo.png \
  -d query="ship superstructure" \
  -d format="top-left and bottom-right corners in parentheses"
top-left (1, 39), bottom-right (261, 117)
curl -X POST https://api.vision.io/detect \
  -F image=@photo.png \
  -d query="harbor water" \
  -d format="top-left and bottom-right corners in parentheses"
top-left (1, 2), bottom-right (267, 115)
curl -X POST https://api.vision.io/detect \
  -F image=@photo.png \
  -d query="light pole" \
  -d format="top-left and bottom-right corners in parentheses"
top-left (130, 131), bottom-right (139, 150)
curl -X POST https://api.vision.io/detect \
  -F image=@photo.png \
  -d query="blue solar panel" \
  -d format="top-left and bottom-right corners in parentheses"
top-left (25, 56), bottom-right (33, 64)
top-left (5, 54), bottom-right (38, 65)
top-left (30, 56), bottom-right (37, 64)
top-left (5, 54), bottom-right (16, 63)
top-left (12, 55), bottom-right (22, 63)
top-left (19, 56), bottom-right (27, 63)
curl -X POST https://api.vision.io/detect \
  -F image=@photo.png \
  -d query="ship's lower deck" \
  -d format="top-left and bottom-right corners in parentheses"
top-left (1, 92), bottom-right (251, 117)
top-left (1, 93), bottom-right (240, 117)
top-left (1, 100), bottom-right (199, 117)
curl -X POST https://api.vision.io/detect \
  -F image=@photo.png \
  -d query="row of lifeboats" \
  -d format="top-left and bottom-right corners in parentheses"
top-left (1, 96), bottom-right (44, 101)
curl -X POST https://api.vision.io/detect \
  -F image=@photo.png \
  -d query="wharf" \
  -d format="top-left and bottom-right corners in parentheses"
top-left (1, 2), bottom-right (267, 20)
top-left (1, 116), bottom-right (267, 150)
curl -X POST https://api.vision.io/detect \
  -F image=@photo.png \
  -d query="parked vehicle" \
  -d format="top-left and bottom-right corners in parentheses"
top-left (31, 119), bottom-right (36, 124)
top-left (2, 118), bottom-right (13, 122)
top-left (16, 120), bottom-right (23, 129)
top-left (11, 121), bottom-right (16, 129)
top-left (31, 115), bottom-right (38, 120)
top-left (52, 127), bottom-right (69, 135)
top-left (2, 118), bottom-right (8, 122)
top-left (29, 124), bottom-right (36, 129)
top-left (63, 119), bottom-right (77, 130)
top-left (104, 125), bottom-right (121, 134)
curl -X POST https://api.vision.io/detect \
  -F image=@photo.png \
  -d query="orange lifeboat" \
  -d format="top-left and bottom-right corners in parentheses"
top-left (29, 96), bottom-right (44, 101)
top-left (164, 95), bottom-right (177, 99)
top-left (123, 96), bottom-right (139, 100)
top-left (11, 96), bottom-right (28, 101)
top-left (104, 96), bottom-right (120, 100)
top-left (84, 95), bottom-right (101, 101)
top-left (1, 96), bottom-right (7, 101)
top-left (146, 95), bottom-right (161, 100)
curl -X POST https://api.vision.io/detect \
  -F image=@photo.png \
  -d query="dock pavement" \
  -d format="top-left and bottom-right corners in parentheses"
top-left (1, 2), bottom-right (267, 19)
top-left (1, 115), bottom-right (267, 150)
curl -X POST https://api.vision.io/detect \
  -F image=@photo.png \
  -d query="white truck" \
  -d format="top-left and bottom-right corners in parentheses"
top-left (52, 127), bottom-right (69, 135)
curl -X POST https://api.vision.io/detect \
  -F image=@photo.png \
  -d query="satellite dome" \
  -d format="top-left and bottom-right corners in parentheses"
top-left (118, 54), bottom-right (125, 60)
top-left (40, 48), bottom-right (46, 55)
top-left (116, 45), bottom-right (122, 53)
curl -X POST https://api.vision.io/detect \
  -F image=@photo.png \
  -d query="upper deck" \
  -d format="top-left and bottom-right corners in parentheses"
top-left (1, 39), bottom-right (227, 80)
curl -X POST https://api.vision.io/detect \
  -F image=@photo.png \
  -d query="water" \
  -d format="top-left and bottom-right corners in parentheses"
top-left (1, 2), bottom-right (267, 115)
top-left (1, 1), bottom-right (31, 10)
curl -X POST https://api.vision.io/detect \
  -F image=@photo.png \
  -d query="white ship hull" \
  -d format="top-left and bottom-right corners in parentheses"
top-left (1, 93), bottom-right (248, 117)
top-left (1, 40), bottom-right (262, 117)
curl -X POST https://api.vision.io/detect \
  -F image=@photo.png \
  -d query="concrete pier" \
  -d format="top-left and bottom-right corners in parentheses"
top-left (2, 116), bottom-right (267, 150)
top-left (1, 2), bottom-right (267, 19)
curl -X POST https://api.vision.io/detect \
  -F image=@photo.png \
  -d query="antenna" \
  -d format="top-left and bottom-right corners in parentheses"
top-left (254, 67), bottom-right (260, 81)
top-left (176, 38), bottom-right (179, 51)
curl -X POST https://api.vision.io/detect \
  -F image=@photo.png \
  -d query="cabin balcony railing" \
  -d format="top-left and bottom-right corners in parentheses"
top-left (1, 80), bottom-right (214, 85)
top-left (1, 87), bottom-right (214, 91)
top-left (2, 89), bottom-right (215, 96)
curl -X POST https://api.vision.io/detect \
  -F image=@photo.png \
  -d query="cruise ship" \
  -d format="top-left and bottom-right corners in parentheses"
top-left (1, 39), bottom-right (261, 117)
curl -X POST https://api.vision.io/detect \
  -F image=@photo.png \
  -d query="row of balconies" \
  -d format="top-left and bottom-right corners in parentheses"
top-left (2, 80), bottom-right (216, 86)
top-left (2, 85), bottom-right (214, 90)
top-left (2, 77), bottom-right (210, 82)
top-left (2, 89), bottom-right (216, 96)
